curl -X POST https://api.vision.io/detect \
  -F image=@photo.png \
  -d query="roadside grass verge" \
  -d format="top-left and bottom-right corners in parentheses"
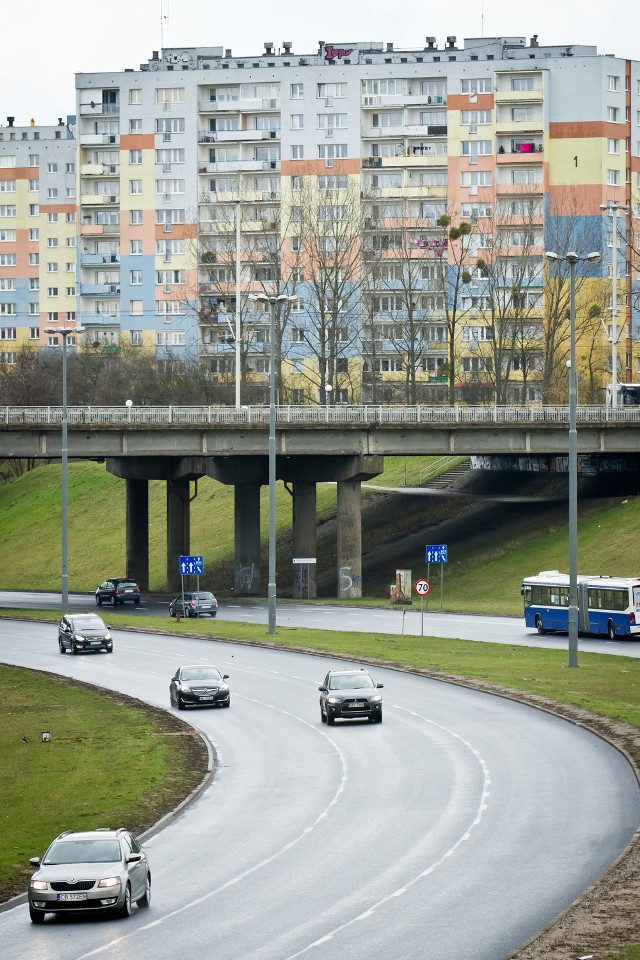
top-left (0, 662), bottom-right (208, 903)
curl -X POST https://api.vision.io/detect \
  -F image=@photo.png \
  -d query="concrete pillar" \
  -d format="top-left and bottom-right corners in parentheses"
top-left (125, 478), bottom-right (149, 591)
top-left (336, 479), bottom-right (362, 599)
top-left (167, 478), bottom-right (190, 592)
top-left (234, 485), bottom-right (261, 595)
top-left (292, 481), bottom-right (317, 599)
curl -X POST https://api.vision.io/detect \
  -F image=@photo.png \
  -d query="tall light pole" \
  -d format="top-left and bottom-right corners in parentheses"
top-left (44, 325), bottom-right (85, 610)
top-left (544, 251), bottom-right (600, 667)
top-left (248, 293), bottom-right (296, 633)
top-left (600, 201), bottom-right (629, 407)
top-left (234, 200), bottom-right (242, 409)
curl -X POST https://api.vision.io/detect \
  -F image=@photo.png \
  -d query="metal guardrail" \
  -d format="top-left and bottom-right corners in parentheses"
top-left (1, 405), bottom-right (640, 427)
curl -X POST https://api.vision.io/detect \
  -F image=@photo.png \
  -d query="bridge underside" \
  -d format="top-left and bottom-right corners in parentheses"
top-left (106, 455), bottom-right (383, 596)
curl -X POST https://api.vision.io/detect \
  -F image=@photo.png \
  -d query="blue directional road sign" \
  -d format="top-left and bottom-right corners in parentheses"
top-left (425, 544), bottom-right (447, 564)
top-left (179, 555), bottom-right (204, 576)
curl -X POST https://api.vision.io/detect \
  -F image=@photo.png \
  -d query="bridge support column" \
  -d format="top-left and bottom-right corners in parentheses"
top-left (167, 478), bottom-right (190, 592)
top-left (292, 481), bottom-right (317, 599)
top-left (126, 479), bottom-right (149, 591)
top-left (336, 479), bottom-right (362, 599)
top-left (234, 485), bottom-right (261, 595)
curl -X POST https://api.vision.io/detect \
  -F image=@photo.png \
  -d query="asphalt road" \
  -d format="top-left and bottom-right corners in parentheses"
top-left (2, 590), bottom-right (640, 657)
top-left (1, 620), bottom-right (639, 960)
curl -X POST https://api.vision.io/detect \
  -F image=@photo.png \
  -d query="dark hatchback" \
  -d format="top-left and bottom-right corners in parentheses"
top-left (170, 665), bottom-right (230, 710)
top-left (58, 614), bottom-right (112, 654)
top-left (319, 668), bottom-right (384, 725)
top-left (95, 578), bottom-right (141, 606)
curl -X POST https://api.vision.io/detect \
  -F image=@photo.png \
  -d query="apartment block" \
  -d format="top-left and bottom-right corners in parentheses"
top-left (2, 34), bottom-right (639, 404)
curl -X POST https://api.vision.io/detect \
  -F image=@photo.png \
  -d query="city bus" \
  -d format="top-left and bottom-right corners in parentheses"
top-left (522, 570), bottom-right (640, 639)
top-left (606, 383), bottom-right (640, 406)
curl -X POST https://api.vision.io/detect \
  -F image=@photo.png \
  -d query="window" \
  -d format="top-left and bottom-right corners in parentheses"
top-left (0, 180), bottom-right (15, 192)
top-left (608, 106), bottom-right (620, 123)
top-left (129, 149), bottom-right (142, 164)
top-left (607, 75), bottom-right (620, 92)
top-left (317, 144), bottom-right (348, 160)
top-left (130, 329), bottom-right (143, 345)
top-left (47, 237), bottom-right (58, 247)
top-left (130, 300), bottom-right (143, 315)
top-left (29, 203), bottom-right (39, 216)
top-left (290, 114), bottom-right (304, 130)
top-left (317, 82), bottom-right (347, 98)
top-left (29, 278), bottom-right (39, 290)
top-left (0, 253), bottom-right (16, 265)
top-left (47, 212), bottom-right (58, 222)
top-left (29, 325), bottom-right (39, 337)
top-left (29, 253), bottom-right (39, 265)
top-left (155, 118), bottom-right (186, 134)
top-left (0, 205), bottom-right (16, 217)
top-left (130, 239), bottom-right (143, 255)
top-left (47, 287), bottom-right (59, 297)
top-left (0, 155), bottom-right (16, 168)
top-left (130, 270), bottom-right (143, 285)
top-left (47, 262), bottom-right (58, 273)
top-left (156, 179), bottom-right (185, 194)
top-left (607, 168), bottom-right (621, 186)
top-left (156, 330), bottom-right (186, 346)
top-left (130, 209), bottom-right (143, 225)
top-left (371, 112), bottom-right (402, 128)
top-left (129, 88), bottom-right (142, 104)
top-left (130, 180), bottom-right (143, 195)
top-left (0, 278), bottom-right (15, 290)
top-left (461, 110), bottom-right (492, 126)
top-left (511, 76), bottom-right (535, 91)
top-left (318, 175), bottom-right (348, 190)
top-left (608, 139), bottom-right (620, 154)
top-left (461, 140), bottom-right (492, 156)
top-left (155, 87), bottom-right (184, 103)
top-left (318, 113), bottom-right (347, 129)
top-left (291, 145), bottom-right (304, 159)
top-left (156, 209), bottom-right (185, 224)
top-left (291, 83), bottom-right (304, 99)
top-left (461, 78), bottom-right (492, 94)
top-left (28, 179), bottom-right (38, 191)
top-left (291, 388), bottom-right (305, 404)
top-left (156, 148), bottom-right (185, 163)
top-left (129, 118), bottom-right (142, 133)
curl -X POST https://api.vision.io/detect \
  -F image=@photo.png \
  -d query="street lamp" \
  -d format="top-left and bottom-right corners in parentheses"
top-left (543, 251), bottom-right (600, 667)
top-left (248, 293), bottom-right (296, 634)
top-left (600, 201), bottom-right (629, 407)
top-left (43, 325), bottom-right (85, 610)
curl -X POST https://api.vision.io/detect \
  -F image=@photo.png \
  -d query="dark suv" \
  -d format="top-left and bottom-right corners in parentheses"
top-left (95, 578), bottom-right (141, 607)
top-left (319, 668), bottom-right (384, 725)
top-left (58, 614), bottom-right (112, 654)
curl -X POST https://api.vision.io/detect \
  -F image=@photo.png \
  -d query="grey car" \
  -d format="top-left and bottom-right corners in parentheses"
top-left (168, 591), bottom-right (218, 617)
top-left (28, 828), bottom-right (150, 923)
top-left (58, 614), bottom-right (112, 654)
top-left (319, 668), bottom-right (384, 724)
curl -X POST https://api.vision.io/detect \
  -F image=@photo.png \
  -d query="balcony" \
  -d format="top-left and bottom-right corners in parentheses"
top-left (79, 221), bottom-right (120, 237)
top-left (198, 97), bottom-right (281, 114)
top-left (199, 160), bottom-right (264, 173)
top-left (80, 252), bottom-right (120, 266)
top-left (78, 102), bottom-right (120, 116)
top-left (495, 87), bottom-right (543, 104)
top-left (79, 283), bottom-right (121, 297)
top-left (80, 194), bottom-right (120, 207)
top-left (79, 133), bottom-right (120, 147)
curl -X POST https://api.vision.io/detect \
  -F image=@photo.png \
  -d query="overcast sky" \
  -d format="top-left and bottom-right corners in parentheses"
top-left (3, 0), bottom-right (637, 126)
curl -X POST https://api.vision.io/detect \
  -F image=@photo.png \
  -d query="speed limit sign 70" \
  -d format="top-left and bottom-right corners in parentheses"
top-left (414, 578), bottom-right (430, 596)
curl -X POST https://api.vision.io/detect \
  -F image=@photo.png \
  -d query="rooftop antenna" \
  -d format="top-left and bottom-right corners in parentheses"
top-left (160, 0), bottom-right (169, 50)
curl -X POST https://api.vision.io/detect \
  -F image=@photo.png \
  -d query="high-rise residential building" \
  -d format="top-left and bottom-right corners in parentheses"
top-left (2, 35), bottom-right (639, 404)
top-left (0, 117), bottom-right (77, 361)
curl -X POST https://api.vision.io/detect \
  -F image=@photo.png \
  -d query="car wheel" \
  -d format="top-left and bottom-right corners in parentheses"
top-left (535, 615), bottom-right (545, 635)
top-left (608, 620), bottom-right (616, 640)
top-left (96, 596), bottom-right (102, 606)
top-left (111, 596), bottom-right (117, 606)
top-left (134, 599), bottom-right (140, 606)
top-left (58, 639), bottom-right (65, 654)
top-left (29, 904), bottom-right (45, 924)
top-left (169, 608), bottom-right (175, 617)
top-left (222, 698), bottom-right (231, 708)
top-left (137, 874), bottom-right (151, 908)
top-left (118, 882), bottom-right (132, 918)
top-left (320, 707), bottom-right (327, 723)
top-left (374, 712), bottom-right (383, 724)
top-left (72, 643), bottom-right (79, 655)
top-left (326, 711), bottom-right (336, 726)
top-left (176, 694), bottom-right (185, 711)
top-left (106, 645), bottom-right (113, 654)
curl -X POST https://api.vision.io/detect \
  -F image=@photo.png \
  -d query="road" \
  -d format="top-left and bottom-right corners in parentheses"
top-left (1, 590), bottom-right (640, 657)
top-left (1, 620), bottom-right (639, 960)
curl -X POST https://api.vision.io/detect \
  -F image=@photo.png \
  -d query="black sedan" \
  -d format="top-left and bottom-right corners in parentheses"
top-left (58, 614), bottom-right (112, 654)
top-left (169, 665), bottom-right (230, 710)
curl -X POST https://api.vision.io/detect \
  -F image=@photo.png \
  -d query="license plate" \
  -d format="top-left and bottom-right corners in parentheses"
top-left (58, 893), bottom-right (87, 902)
top-left (348, 702), bottom-right (364, 709)
top-left (199, 695), bottom-right (214, 701)
top-left (123, 589), bottom-right (133, 593)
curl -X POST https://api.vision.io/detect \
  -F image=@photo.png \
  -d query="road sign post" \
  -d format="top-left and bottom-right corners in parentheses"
top-left (425, 545), bottom-right (447, 610)
top-left (414, 578), bottom-right (431, 636)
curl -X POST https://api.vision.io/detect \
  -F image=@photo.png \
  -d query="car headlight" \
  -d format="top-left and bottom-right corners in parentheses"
top-left (326, 696), bottom-right (342, 705)
top-left (179, 683), bottom-right (192, 693)
top-left (219, 685), bottom-right (229, 694)
top-left (104, 633), bottom-right (111, 641)
top-left (370, 694), bottom-right (382, 703)
top-left (97, 877), bottom-right (120, 888)
top-left (31, 880), bottom-right (48, 891)
top-left (75, 634), bottom-right (86, 643)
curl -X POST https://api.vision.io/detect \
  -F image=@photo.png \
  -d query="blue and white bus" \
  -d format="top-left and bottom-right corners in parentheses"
top-left (522, 570), bottom-right (640, 640)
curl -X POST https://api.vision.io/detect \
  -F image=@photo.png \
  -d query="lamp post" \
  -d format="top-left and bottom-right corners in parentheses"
top-left (248, 293), bottom-right (296, 634)
top-left (543, 251), bottom-right (600, 667)
top-left (234, 200), bottom-right (242, 409)
top-left (600, 201), bottom-right (629, 407)
top-left (43, 325), bottom-right (85, 610)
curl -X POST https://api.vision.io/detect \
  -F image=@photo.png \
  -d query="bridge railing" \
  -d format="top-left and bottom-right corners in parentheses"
top-left (2, 404), bottom-right (640, 426)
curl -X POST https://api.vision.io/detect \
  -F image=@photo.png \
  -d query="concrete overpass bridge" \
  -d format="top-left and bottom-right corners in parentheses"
top-left (2, 404), bottom-right (639, 597)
